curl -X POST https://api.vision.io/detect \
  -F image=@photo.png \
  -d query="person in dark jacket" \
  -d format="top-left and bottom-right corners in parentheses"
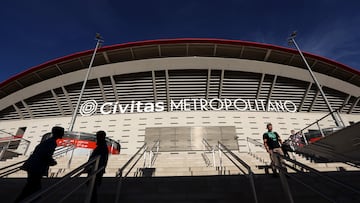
top-left (15, 126), bottom-right (64, 202)
top-left (87, 130), bottom-right (109, 203)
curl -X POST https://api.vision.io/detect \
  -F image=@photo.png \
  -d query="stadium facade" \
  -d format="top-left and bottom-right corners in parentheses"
top-left (0, 38), bottom-right (360, 155)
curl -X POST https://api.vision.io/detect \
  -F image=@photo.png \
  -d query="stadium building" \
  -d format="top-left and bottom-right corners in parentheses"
top-left (1, 38), bottom-right (360, 203)
top-left (0, 38), bottom-right (360, 155)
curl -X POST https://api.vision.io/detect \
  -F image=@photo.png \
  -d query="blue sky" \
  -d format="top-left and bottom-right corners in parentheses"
top-left (1, 0), bottom-right (360, 83)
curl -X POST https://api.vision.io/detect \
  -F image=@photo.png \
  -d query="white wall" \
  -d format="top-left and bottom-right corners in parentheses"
top-left (0, 111), bottom-right (359, 155)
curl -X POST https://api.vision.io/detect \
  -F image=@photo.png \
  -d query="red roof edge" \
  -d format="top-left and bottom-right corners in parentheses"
top-left (1, 38), bottom-right (359, 88)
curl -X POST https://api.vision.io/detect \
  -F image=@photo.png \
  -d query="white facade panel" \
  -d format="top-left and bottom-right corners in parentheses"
top-left (1, 112), bottom-right (359, 156)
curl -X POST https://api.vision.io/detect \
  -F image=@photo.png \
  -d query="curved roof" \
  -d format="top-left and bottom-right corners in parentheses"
top-left (1, 38), bottom-right (360, 99)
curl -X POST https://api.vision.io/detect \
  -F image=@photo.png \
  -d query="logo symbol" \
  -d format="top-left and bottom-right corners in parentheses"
top-left (80, 100), bottom-right (98, 116)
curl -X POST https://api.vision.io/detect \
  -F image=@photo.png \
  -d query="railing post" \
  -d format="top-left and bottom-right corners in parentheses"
top-left (218, 142), bottom-right (223, 169)
top-left (248, 171), bottom-right (258, 203)
top-left (212, 149), bottom-right (216, 167)
top-left (115, 171), bottom-right (123, 203)
top-left (156, 141), bottom-right (160, 153)
top-left (274, 153), bottom-right (294, 203)
top-left (0, 140), bottom-right (11, 160)
top-left (143, 151), bottom-right (146, 168)
top-left (149, 151), bottom-right (152, 168)
top-left (301, 130), bottom-right (308, 145)
top-left (316, 122), bottom-right (325, 137)
top-left (24, 140), bottom-right (30, 155)
top-left (334, 111), bottom-right (345, 127)
top-left (85, 156), bottom-right (100, 203)
top-left (247, 138), bottom-right (252, 154)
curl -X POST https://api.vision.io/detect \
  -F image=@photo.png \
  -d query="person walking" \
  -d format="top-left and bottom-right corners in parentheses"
top-left (263, 123), bottom-right (284, 176)
top-left (15, 126), bottom-right (64, 202)
top-left (87, 130), bottom-right (109, 203)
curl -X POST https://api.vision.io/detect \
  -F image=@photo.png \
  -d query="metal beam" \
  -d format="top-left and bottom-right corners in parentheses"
top-left (218, 69), bottom-right (224, 99)
top-left (309, 89), bottom-right (320, 112)
top-left (102, 52), bottom-right (111, 63)
top-left (206, 69), bottom-right (211, 100)
top-left (0, 89), bottom-right (7, 96)
top-left (55, 64), bottom-right (64, 74)
top-left (158, 45), bottom-right (162, 57)
top-left (21, 100), bottom-right (33, 119)
top-left (256, 74), bottom-right (265, 100)
top-left (349, 97), bottom-right (360, 114)
top-left (348, 74), bottom-right (357, 82)
top-left (289, 35), bottom-right (342, 127)
top-left (267, 75), bottom-right (277, 104)
top-left (239, 46), bottom-right (245, 58)
top-left (217, 69), bottom-right (225, 109)
top-left (165, 70), bottom-right (170, 111)
top-left (310, 60), bottom-right (318, 68)
top-left (299, 82), bottom-right (312, 112)
top-left (97, 78), bottom-right (107, 102)
top-left (33, 72), bottom-right (43, 80)
top-left (326, 67), bottom-right (338, 75)
top-left (287, 55), bottom-right (295, 65)
top-left (110, 76), bottom-right (119, 101)
top-left (78, 58), bottom-right (85, 68)
top-left (12, 104), bottom-right (24, 119)
top-left (61, 86), bottom-right (74, 112)
top-left (130, 48), bottom-right (135, 59)
top-left (213, 44), bottom-right (217, 56)
top-left (15, 80), bottom-right (24, 88)
top-left (264, 49), bottom-right (271, 61)
top-left (152, 70), bottom-right (157, 103)
top-left (340, 94), bottom-right (351, 113)
top-left (51, 89), bottom-right (65, 116)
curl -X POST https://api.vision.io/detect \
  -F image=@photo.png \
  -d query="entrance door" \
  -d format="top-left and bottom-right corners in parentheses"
top-left (145, 126), bottom-right (237, 152)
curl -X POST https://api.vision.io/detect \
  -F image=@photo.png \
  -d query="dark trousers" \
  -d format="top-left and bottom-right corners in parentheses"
top-left (89, 174), bottom-right (104, 203)
top-left (15, 172), bottom-right (42, 202)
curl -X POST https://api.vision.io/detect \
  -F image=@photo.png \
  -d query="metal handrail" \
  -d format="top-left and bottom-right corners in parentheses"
top-left (246, 137), bottom-right (263, 147)
top-left (148, 140), bottom-right (160, 167)
top-left (116, 143), bottom-right (147, 177)
top-left (247, 136), bottom-right (360, 201)
top-left (281, 153), bottom-right (360, 195)
top-left (271, 153), bottom-right (314, 203)
top-left (202, 138), bottom-right (213, 150)
top-left (247, 133), bottom-right (360, 169)
top-left (0, 137), bottom-right (31, 160)
top-left (246, 137), bottom-right (268, 164)
top-left (202, 138), bottom-right (216, 167)
top-left (201, 152), bottom-right (211, 167)
top-left (115, 143), bottom-right (147, 203)
top-left (53, 146), bottom-right (75, 158)
top-left (273, 152), bottom-right (360, 203)
top-left (22, 155), bottom-right (102, 203)
top-left (217, 141), bottom-right (258, 203)
top-left (0, 137), bottom-right (31, 143)
top-left (150, 139), bottom-right (160, 151)
top-left (297, 110), bottom-right (344, 145)
top-left (298, 143), bottom-right (360, 168)
top-left (0, 163), bottom-right (24, 178)
top-left (0, 146), bottom-right (74, 178)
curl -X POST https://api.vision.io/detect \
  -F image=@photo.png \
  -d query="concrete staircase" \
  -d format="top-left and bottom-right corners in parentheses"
top-left (3, 150), bottom-right (359, 178)
top-left (3, 172), bottom-right (360, 203)
top-left (2, 149), bottom-right (360, 203)
top-left (0, 154), bottom-right (28, 167)
top-left (149, 152), bottom-right (220, 176)
top-left (118, 175), bottom-right (255, 203)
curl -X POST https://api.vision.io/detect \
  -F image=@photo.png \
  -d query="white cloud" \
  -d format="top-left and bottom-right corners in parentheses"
top-left (295, 17), bottom-right (360, 69)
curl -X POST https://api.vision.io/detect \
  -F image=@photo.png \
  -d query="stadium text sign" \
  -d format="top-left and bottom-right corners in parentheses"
top-left (80, 98), bottom-right (297, 116)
